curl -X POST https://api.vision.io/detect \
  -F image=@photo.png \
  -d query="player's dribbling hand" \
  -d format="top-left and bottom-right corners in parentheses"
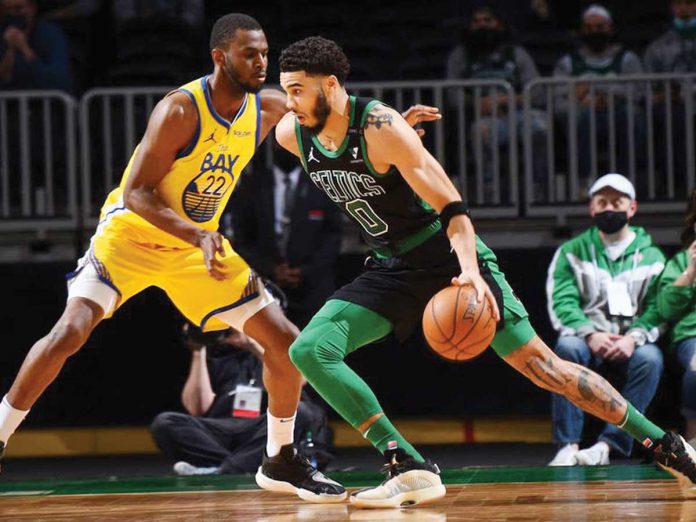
top-left (401, 105), bottom-right (441, 137)
top-left (196, 230), bottom-right (227, 280)
top-left (452, 269), bottom-right (501, 322)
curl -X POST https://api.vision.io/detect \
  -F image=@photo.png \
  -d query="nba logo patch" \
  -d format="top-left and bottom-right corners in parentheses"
top-left (642, 438), bottom-right (653, 448)
top-left (387, 440), bottom-right (398, 450)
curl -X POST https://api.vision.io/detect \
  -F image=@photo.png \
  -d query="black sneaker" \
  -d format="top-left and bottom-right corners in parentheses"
top-left (654, 432), bottom-right (696, 494)
top-left (255, 444), bottom-right (346, 503)
top-left (350, 448), bottom-right (446, 508)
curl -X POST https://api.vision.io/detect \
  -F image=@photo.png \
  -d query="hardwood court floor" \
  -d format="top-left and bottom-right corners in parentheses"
top-left (1, 465), bottom-right (695, 521)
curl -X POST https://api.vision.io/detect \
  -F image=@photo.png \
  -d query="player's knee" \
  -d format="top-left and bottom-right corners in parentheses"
top-left (44, 318), bottom-right (91, 358)
top-left (555, 336), bottom-right (589, 363)
top-left (288, 334), bottom-right (318, 373)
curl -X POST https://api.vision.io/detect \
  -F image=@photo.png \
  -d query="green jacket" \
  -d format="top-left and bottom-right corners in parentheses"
top-left (657, 250), bottom-right (696, 347)
top-left (546, 226), bottom-right (666, 341)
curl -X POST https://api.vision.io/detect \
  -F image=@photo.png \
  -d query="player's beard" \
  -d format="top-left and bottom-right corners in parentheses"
top-left (222, 58), bottom-right (263, 94)
top-left (306, 90), bottom-right (331, 133)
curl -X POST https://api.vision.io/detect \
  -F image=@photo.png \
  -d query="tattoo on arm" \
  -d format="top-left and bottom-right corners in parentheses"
top-left (364, 111), bottom-right (393, 129)
top-left (525, 357), bottom-right (567, 390)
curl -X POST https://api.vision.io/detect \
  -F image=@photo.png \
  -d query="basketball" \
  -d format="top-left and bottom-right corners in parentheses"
top-left (422, 285), bottom-right (497, 362)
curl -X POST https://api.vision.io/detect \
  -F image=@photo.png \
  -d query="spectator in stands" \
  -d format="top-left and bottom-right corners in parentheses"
top-left (0, 0), bottom-right (72, 92)
top-left (658, 189), bottom-right (696, 446)
top-left (151, 323), bottom-right (333, 475)
top-left (546, 173), bottom-right (665, 466)
top-left (446, 4), bottom-right (549, 204)
top-left (230, 144), bottom-right (343, 329)
top-left (644, 0), bottom-right (696, 197)
top-left (553, 5), bottom-right (644, 189)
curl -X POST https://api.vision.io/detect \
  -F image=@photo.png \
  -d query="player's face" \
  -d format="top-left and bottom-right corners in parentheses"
top-left (590, 188), bottom-right (636, 219)
top-left (216, 29), bottom-right (268, 94)
top-left (280, 71), bottom-right (332, 133)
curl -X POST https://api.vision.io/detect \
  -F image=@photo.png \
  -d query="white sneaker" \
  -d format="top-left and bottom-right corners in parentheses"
top-left (548, 443), bottom-right (579, 466)
top-left (575, 442), bottom-right (610, 466)
top-left (350, 449), bottom-right (446, 509)
top-left (173, 461), bottom-right (220, 476)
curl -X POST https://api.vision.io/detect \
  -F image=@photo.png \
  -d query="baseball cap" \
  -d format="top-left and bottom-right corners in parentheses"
top-left (588, 173), bottom-right (635, 200)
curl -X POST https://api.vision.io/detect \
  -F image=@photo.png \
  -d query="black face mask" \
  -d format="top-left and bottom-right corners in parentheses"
top-left (581, 32), bottom-right (612, 53)
top-left (468, 28), bottom-right (504, 50)
top-left (594, 210), bottom-right (628, 234)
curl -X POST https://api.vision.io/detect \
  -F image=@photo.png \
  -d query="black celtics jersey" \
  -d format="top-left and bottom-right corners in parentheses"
top-left (295, 96), bottom-right (439, 255)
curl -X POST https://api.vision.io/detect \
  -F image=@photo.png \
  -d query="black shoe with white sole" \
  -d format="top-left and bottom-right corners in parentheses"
top-left (350, 448), bottom-right (446, 508)
top-left (255, 444), bottom-right (346, 503)
top-left (654, 432), bottom-right (696, 495)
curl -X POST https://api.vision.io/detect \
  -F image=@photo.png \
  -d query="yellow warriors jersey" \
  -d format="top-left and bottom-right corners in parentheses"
top-left (98, 76), bottom-right (261, 248)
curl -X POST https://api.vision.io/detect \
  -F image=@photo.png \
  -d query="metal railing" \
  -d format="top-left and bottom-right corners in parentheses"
top-left (523, 73), bottom-right (696, 217)
top-left (79, 87), bottom-right (172, 222)
top-left (349, 79), bottom-right (519, 217)
top-left (2, 74), bottom-right (694, 236)
top-left (0, 91), bottom-right (77, 231)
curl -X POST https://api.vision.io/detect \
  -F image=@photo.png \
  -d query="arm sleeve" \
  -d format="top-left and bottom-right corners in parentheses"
top-left (657, 253), bottom-right (694, 321)
top-left (546, 246), bottom-right (595, 337)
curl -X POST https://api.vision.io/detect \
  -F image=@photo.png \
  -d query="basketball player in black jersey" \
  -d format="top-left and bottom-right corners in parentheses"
top-left (268, 36), bottom-right (696, 508)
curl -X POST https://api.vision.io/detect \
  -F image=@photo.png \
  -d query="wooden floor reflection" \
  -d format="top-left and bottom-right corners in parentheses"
top-left (1, 480), bottom-right (695, 521)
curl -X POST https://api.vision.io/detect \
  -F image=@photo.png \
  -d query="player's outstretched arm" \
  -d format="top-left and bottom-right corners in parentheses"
top-left (364, 104), bottom-right (500, 320)
top-left (123, 92), bottom-right (226, 279)
top-left (274, 111), bottom-right (302, 158)
top-left (258, 88), bottom-right (290, 145)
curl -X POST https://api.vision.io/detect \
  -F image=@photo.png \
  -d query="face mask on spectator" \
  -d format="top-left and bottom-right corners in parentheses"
top-left (674, 16), bottom-right (696, 33)
top-left (468, 28), bottom-right (504, 50)
top-left (581, 32), bottom-right (612, 53)
top-left (594, 210), bottom-right (628, 234)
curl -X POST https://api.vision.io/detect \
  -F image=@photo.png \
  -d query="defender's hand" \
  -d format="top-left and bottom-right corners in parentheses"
top-left (196, 230), bottom-right (227, 280)
top-left (401, 104), bottom-right (441, 137)
top-left (452, 268), bottom-right (501, 322)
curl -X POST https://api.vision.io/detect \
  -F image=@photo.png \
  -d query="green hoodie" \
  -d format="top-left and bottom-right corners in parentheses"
top-left (657, 250), bottom-right (696, 347)
top-left (546, 226), bottom-right (666, 342)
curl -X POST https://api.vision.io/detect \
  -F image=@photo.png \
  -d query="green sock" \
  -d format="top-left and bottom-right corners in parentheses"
top-left (364, 415), bottom-right (424, 462)
top-left (618, 403), bottom-right (666, 447)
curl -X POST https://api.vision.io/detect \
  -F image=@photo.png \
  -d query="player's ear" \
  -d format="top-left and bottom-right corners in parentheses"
top-left (325, 75), bottom-right (340, 93)
top-left (211, 48), bottom-right (225, 69)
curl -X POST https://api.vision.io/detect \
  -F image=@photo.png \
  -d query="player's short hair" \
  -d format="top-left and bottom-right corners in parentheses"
top-left (209, 13), bottom-right (262, 51)
top-left (279, 36), bottom-right (350, 85)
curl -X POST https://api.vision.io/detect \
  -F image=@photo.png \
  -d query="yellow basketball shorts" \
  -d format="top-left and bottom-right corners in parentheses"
top-left (66, 230), bottom-right (274, 331)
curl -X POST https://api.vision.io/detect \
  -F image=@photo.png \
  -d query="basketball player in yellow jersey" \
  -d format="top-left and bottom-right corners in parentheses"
top-left (0, 14), bottom-right (353, 502)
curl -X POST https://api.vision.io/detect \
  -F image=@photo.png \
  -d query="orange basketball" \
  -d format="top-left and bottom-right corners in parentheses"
top-left (422, 285), bottom-right (497, 362)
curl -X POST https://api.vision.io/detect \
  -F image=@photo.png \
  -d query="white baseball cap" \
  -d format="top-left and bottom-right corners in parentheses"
top-left (588, 173), bottom-right (635, 200)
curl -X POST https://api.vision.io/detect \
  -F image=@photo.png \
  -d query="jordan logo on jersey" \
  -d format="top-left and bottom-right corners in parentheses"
top-left (182, 152), bottom-right (239, 222)
top-left (307, 147), bottom-right (320, 163)
top-left (203, 131), bottom-right (217, 144)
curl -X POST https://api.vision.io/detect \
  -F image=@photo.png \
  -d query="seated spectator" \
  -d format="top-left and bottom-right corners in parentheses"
top-left (644, 0), bottom-right (696, 197)
top-left (546, 173), bottom-right (665, 466)
top-left (658, 190), bottom-right (696, 446)
top-left (446, 4), bottom-right (549, 204)
top-left (230, 143), bottom-right (343, 329)
top-left (0, 0), bottom-right (72, 92)
top-left (151, 324), bottom-right (334, 475)
top-left (553, 5), bottom-right (644, 188)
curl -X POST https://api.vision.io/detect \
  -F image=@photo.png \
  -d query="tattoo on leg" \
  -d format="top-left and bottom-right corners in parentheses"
top-left (578, 369), bottom-right (595, 402)
top-left (525, 358), bottom-right (562, 390)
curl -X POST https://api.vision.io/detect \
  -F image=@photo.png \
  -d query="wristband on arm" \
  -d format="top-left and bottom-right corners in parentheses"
top-left (439, 201), bottom-right (470, 232)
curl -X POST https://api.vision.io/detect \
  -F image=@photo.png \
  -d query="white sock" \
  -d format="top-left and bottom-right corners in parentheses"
top-left (266, 410), bottom-right (295, 457)
top-left (0, 395), bottom-right (30, 446)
